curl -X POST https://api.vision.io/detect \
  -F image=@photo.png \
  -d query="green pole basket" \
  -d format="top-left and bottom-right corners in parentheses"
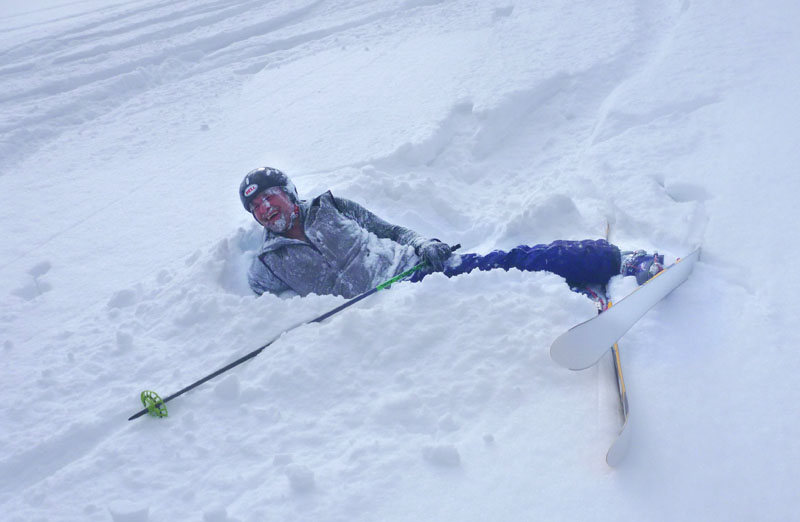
top-left (140, 390), bottom-right (168, 418)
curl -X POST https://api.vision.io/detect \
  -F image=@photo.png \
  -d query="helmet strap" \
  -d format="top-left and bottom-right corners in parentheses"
top-left (287, 204), bottom-right (300, 230)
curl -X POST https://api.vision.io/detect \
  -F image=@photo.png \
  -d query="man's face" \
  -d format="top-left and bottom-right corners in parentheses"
top-left (249, 187), bottom-right (297, 233)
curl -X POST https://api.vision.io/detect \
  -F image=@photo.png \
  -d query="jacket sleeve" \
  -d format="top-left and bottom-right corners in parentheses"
top-left (248, 255), bottom-right (291, 296)
top-left (332, 195), bottom-right (428, 251)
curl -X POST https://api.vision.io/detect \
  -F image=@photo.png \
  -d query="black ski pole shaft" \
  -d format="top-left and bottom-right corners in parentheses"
top-left (128, 244), bottom-right (460, 420)
top-left (128, 344), bottom-right (269, 421)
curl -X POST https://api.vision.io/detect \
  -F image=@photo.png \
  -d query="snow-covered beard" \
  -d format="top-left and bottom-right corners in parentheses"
top-left (265, 204), bottom-right (299, 234)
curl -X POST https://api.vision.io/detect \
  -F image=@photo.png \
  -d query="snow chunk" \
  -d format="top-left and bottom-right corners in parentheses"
top-left (503, 194), bottom-right (589, 244)
top-left (285, 464), bottom-right (315, 494)
top-left (108, 500), bottom-right (149, 522)
top-left (493, 6), bottom-right (514, 20)
top-left (402, 0), bottom-right (444, 9)
top-left (422, 444), bottom-right (461, 468)
top-left (116, 331), bottom-right (134, 351)
top-left (107, 289), bottom-right (137, 309)
top-left (156, 270), bottom-right (172, 285)
top-left (28, 260), bottom-right (52, 277)
top-left (373, 394), bottom-right (436, 432)
top-left (665, 180), bottom-right (711, 202)
top-left (203, 505), bottom-right (239, 522)
top-left (174, 297), bottom-right (220, 327)
top-left (437, 414), bottom-right (460, 433)
top-left (11, 278), bottom-right (52, 300)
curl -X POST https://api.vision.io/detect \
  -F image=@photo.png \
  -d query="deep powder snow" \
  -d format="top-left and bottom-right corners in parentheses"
top-left (1, 1), bottom-right (799, 521)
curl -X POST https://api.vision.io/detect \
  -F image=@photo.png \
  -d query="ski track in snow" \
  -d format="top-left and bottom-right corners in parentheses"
top-left (1, 0), bottom-right (355, 172)
top-left (3, 0), bottom-right (799, 520)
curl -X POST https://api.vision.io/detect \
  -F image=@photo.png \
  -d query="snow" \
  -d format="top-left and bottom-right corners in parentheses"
top-left (1, 0), bottom-right (799, 520)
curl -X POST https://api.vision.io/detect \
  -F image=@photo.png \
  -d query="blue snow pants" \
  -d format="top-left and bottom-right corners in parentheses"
top-left (408, 239), bottom-right (621, 286)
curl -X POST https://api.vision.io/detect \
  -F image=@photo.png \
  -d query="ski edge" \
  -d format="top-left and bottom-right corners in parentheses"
top-left (606, 338), bottom-right (631, 466)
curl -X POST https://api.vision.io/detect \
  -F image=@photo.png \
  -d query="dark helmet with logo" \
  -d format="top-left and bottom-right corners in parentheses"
top-left (239, 167), bottom-right (299, 211)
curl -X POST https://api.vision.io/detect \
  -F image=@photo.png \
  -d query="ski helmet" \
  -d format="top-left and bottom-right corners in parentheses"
top-left (239, 167), bottom-right (299, 211)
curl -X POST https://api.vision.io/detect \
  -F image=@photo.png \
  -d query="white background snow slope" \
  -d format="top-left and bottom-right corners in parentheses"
top-left (2, 0), bottom-right (799, 521)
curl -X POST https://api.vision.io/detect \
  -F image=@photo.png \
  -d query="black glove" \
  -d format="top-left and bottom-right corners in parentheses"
top-left (417, 239), bottom-right (452, 272)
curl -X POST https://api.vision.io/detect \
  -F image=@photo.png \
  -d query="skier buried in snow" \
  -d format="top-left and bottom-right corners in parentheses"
top-left (240, 167), bottom-right (664, 300)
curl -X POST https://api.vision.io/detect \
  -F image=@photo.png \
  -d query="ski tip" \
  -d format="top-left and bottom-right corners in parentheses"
top-left (606, 416), bottom-right (632, 467)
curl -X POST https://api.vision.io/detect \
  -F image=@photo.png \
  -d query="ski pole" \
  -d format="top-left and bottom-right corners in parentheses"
top-left (128, 244), bottom-right (461, 421)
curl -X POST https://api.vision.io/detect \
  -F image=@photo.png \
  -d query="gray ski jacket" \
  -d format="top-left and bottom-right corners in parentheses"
top-left (248, 191), bottom-right (428, 298)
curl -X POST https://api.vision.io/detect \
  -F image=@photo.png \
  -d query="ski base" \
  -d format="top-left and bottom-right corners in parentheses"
top-left (606, 413), bottom-right (632, 466)
top-left (551, 249), bottom-right (700, 371)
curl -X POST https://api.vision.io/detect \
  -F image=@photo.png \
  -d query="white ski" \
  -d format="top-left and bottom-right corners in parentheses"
top-left (551, 249), bottom-right (700, 371)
